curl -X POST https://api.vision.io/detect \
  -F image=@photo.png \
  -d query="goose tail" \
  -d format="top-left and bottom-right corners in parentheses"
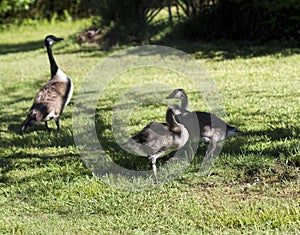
top-left (226, 126), bottom-right (242, 138)
top-left (122, 138), bottom-right (148, 157)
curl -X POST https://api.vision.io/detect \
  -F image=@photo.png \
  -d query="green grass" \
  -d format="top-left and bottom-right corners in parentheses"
top-left (1, 19), bottom-right (300, 234)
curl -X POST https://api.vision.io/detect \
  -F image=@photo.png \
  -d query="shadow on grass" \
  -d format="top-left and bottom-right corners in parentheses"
top-left (161, 39), bottom-right (300, 60)
top-left (70, 16), bottom-right (300, 60)
top-left (0, 130), bottom-right (89, 188)
top-left (249, 127), bottom-right (300, 141)
top-left (3, 124), bottom-right (74, 146)
top-left (66, 40), bottom-right (300, 63)
top-left (221, 127), bottom-right (300, 157)
top-left (95, 110), bottom-right (151, 172)
top-left (189, 124), bottom-right (300, 167)
top-left (66, 25), bottom-right (300, 61)
top-left (185, 127), bottom-right (300, 185)
top-left (3, 79), bottom-right (49, 106)
top-left (0, 40), bottom-right (44, 55)
top-left (0, 152), bottom-right (90, 185)
top-left (0, 79), bottom-right (48, 134)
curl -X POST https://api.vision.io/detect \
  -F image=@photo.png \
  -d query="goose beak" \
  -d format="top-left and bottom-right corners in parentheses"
top-left (57, 37), bottom-right (64, 41)
top-left (166, 94), bottom-right (172, 99)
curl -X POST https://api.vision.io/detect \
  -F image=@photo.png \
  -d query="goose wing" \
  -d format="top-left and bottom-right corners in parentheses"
top-left (130, 122), bottom-right (174, 156)
top-left (31, 80), bottom-right (71, 118)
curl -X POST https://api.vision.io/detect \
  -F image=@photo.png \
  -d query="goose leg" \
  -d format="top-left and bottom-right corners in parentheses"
top-left (54, 118), bottom-right (60, 132)
top-left (149, 155), bottom-right (158, 184)
top-left (152, 162), bottom-right (158, 184)
top-left (190, 140), bottom-right (199, 157)
top-left (45, 121), bottom-right (51, 132)
top-left (149, 153), bottom-right (164, 184)
top-left (199, 140), bottom-right (218, 174)
top-left (206, 140), bottom-right (217, 159)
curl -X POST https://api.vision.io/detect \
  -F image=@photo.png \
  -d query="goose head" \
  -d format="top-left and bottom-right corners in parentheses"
top-left (45, 35), bottom-right (63, 47)
top-left (21, 119), bottom-right (34, 131)
top-left (21, 110), bottom-right (37, 131)
top-left (166, 89), bottom-right (189, 112)
top-left (166, 89), bottom-right (186, 100)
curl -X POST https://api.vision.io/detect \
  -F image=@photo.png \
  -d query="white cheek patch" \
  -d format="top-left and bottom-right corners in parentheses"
top-left (47, 38), bottom-right (54, 45)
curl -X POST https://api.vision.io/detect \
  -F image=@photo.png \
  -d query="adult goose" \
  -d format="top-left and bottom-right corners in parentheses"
top-left (125, 106), bottom-right (189, 184)
top-left (22, 35), bottom-right (73, 132)
top-left (166, 89), bottom-right (240, 158)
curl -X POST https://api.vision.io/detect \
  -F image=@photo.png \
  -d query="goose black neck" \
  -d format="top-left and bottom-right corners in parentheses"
top-left (166, 109), bottom-right (177, 129)
top-left (180, 94), bottom-right (188, 111)
top-left (46, 44), bottom-right (58, 77)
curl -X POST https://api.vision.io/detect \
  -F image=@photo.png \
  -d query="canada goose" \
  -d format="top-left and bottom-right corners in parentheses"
top-left (124, 106), bottom-right (189, 184)
top-left (21, 35), bottom-right (73, 132)
top-left (166, 89), bottom-right (240, 158)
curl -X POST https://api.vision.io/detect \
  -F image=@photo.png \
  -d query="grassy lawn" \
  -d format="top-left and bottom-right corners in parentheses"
top-left (0, 19), bottom-right (300, 234)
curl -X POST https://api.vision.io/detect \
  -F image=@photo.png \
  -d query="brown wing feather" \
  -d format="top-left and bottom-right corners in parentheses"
top-left (32, 80), bottom-right (70, 117)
